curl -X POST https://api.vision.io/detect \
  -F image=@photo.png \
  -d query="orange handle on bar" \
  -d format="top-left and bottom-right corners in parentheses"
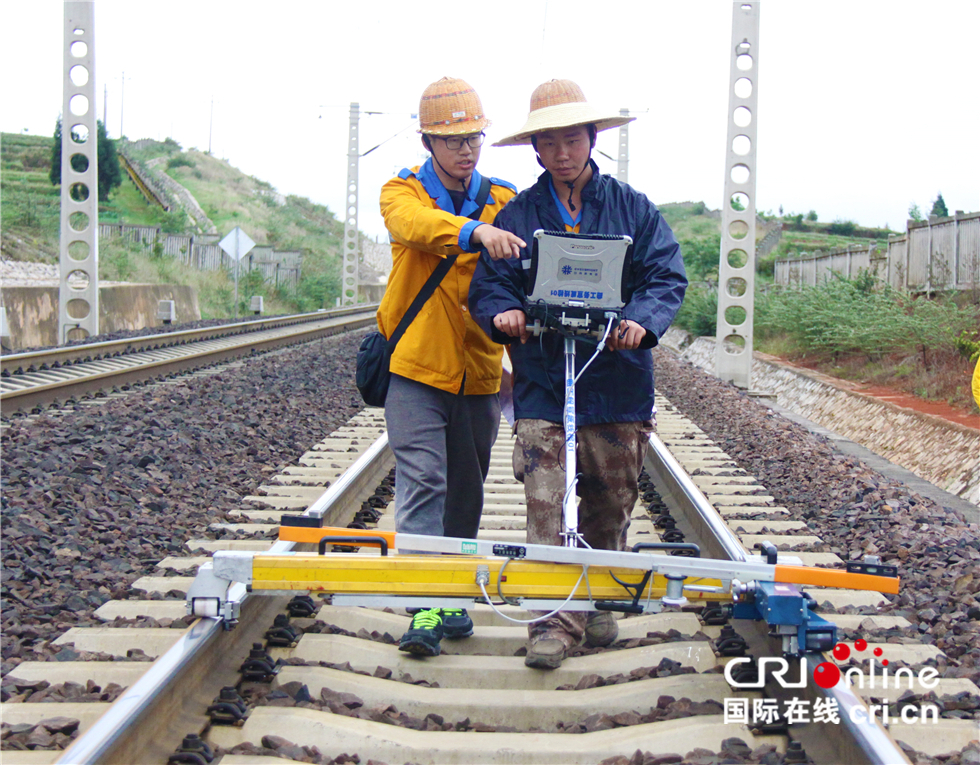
top-left (775, 564), bottom-right (899, 594)
top-left (279, 525), bottom-right (396, 548)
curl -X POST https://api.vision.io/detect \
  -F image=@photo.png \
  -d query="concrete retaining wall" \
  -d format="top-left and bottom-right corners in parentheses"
top-left (1, 285), bottom-right (200, 350)
top-left (661, 328), bottom-right (979, 506)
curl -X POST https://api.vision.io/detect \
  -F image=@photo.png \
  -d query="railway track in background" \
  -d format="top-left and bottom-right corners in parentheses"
top-left (5, 364), bottom-right (975, 765)
top-left (0, 306), bottom-right (378, 414)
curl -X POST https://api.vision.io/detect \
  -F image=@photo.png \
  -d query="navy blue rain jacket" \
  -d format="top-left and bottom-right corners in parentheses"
top-left (469, 162), bottom-right (687, 427)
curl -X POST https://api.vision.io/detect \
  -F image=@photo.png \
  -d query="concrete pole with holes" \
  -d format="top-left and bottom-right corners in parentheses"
top-left (617, 108), bottom-right (629, 184)
top-left (59, 2), bottom-right (100, 343)
top-left (714, 1), bottom-right (760, 389)
top-left (341, 103), bottom-right (360, 306)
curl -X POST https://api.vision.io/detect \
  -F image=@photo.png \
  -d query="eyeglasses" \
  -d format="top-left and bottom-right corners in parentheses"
top-left (435, 133), bottom-right (485, 151)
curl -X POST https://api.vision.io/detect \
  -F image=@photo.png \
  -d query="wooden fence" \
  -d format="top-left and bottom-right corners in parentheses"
top-left (774, 212), bottom-right (979, 294)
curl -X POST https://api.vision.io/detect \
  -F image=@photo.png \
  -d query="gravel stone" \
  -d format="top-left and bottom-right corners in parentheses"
top-left (2, 332), bottom-right (366, 666)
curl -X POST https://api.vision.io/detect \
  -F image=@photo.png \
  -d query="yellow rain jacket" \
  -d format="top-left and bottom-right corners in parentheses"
top-left (378, 160), bottom-right (517, 395)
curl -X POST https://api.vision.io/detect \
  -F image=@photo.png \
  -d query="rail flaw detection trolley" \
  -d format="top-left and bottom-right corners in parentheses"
top-left (188, 230), bottom-right (900, 656)
top-left (524, 230), bottom-right (635, 549)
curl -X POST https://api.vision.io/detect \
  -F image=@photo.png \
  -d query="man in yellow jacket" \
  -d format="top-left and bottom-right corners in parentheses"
top-left (377, 77), bottom-right (523, 657)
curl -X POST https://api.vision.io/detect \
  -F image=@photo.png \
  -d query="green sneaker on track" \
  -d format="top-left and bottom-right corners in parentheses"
top-left (398, 608), bottom-right (444, 656)
top-left (440, 608), bottom-right (474, 639)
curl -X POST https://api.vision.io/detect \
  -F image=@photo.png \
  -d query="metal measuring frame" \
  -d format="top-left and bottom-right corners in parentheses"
top-left (187, 523), bottom-right (899, 656)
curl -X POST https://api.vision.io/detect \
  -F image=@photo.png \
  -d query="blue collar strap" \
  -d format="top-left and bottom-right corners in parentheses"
top-left (415, 158), bottom-right (486, 218)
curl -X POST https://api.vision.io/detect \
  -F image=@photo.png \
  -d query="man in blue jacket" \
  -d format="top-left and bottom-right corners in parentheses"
top-left (469, 79), bottom-right (687, 669)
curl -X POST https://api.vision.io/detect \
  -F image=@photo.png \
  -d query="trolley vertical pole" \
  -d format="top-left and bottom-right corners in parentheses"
top-left (562, 337), bottom-right (579, 547)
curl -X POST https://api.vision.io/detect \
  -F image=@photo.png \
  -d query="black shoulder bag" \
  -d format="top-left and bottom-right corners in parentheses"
top-left (356, 176), bottom-right (492, 407)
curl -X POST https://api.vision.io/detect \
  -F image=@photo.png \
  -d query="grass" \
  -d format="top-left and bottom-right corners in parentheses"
top-left (659, 202), bottom-right (721, 242)
top-left (100, 177), bottom-right (174, 227)
top-left (160, 151), bottom-right (345, 255)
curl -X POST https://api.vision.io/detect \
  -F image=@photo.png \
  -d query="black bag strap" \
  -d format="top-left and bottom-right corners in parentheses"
top-left (386, 176), bottom-right (493, 350)
top-left (468, 175), bottom-right (493, 221)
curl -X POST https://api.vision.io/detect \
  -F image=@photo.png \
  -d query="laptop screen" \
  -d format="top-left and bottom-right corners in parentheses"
top-left (527, 230), bottom-right (633, 311)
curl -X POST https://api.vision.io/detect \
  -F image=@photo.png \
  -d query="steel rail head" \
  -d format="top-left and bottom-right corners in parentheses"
top-left (1, 305), bottom-right (380, 369)
top-left (59, 431), bottom-right (391, 762)
top-left (644, 430), bottom-right (908, 764)
top-left (1, 309), bottom-right (379, 411)
top-left (813, 663), bottom-right (913, 765)
top-left (55, 612), bottom-right (226, 765)
top-left (644, 431), bottom-right (748, 562)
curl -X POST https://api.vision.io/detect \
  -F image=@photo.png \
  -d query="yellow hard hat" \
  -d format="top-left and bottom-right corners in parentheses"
top-left (418, 77), bottom-right (491, 136)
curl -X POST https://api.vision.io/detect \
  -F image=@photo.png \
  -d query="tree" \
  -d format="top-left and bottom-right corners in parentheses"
top-left (908, 202), bottom-right (923, 222)
top-left (930, 193), bottom-right (949, 218)
top-left (806, 210), bottom-right (818, 222)
top-left (50, 117), bottom-right (122, 202)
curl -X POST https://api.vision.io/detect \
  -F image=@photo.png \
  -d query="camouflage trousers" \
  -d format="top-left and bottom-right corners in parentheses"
top-left (514, 418), bottom-right (653, 645)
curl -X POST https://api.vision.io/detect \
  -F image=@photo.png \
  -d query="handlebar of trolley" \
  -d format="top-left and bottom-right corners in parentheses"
top-left (524, 302), bottom-right (623, 345)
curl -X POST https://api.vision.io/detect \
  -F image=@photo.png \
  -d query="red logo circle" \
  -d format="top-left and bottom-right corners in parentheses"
top-left (832, 643), bottom-right (850, 661)
top-left (813, 661), bottom-right (841, 688)
top-left (855, 639), bottom-right (868, 651)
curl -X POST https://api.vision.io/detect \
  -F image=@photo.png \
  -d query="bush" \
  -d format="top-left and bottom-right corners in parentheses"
top-left (100, 239), bottom-right (137, 281)
top-left (281, 269), bottom-right (342, 313)
top-left (673, 285), bottom-right (717, 337)
top-left (166, 155), bottom-right (196, 170)
top-left (236, 269), bottom-right (267, 313)
top-left (953, 329), bottom-right (980, 362)
top-left (680, 235), bottom-right (720, 282)
top-left (161, 210), bottom-right (188, 234)
top-left (827, 219), bottom-right (857, 236)
top-left (756, 274), bottom-right (978, 367)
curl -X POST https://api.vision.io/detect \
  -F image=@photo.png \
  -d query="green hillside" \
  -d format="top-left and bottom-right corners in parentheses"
top-left (2, 132), bottom-right (348, 316)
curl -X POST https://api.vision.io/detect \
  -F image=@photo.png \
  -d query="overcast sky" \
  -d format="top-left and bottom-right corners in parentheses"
top-left (3, 0), bottom-right (978, 243)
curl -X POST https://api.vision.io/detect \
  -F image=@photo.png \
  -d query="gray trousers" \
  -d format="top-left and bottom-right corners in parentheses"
top-left (386, 374), bottom-right (500, 540)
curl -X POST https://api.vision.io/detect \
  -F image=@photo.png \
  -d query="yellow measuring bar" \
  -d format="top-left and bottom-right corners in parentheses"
top-left (251, 553), bottom-right (730, 602)
top-left (275, 525), bottom-right (899, 595)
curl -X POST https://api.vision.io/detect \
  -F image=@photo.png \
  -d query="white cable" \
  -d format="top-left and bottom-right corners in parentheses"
top-left (477, 565), bottom-right (590, 624)
top-left (573, 317), bottom-right (616, 384)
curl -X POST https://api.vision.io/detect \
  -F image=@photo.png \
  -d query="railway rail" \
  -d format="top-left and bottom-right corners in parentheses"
top-left (2, 317), bottom-right (976, 764)
top-left (0, 306), bottom-right (378, 413)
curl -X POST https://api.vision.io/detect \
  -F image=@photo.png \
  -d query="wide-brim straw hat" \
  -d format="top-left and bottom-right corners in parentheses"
top-left (493, 79), bottom-right (634, 147)
top-left (418, 77), bottom-right (491, 136)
